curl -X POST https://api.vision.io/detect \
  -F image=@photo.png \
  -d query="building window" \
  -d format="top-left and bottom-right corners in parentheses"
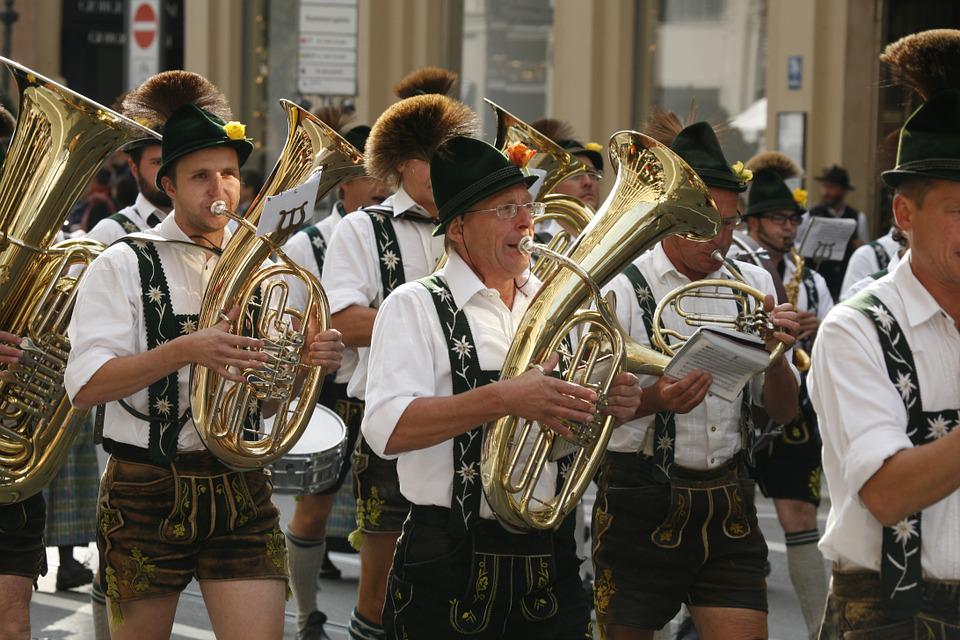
top-left (659, 0), bottom-right (726, 23)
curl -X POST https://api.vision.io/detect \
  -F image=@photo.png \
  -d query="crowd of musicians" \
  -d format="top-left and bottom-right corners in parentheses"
top-left (0, 26), bottom-right (958, 640)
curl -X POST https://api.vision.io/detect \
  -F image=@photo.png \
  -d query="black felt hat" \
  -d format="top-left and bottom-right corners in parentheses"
top-left (558, 139), bottom-right (604, 173)
top-left (343, 125), bottom-right (372, 155)
top-left (155, 104), bottom-right (253, 188)
top-left (431, 136), bottom-right (537, 236)
top-left (815, 165), bottom-right (854, 190)
top-left (745, 151), bottom-right (804, 217)
top-left (670, 122), bottom-right (747, 193)
top-left (881, 89), bottom-right (960, 187)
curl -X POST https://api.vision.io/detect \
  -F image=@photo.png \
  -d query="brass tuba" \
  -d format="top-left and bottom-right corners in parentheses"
top-left (486, 99), bottom-right (594, 280)
top-left (0, 58), bottom-right (158, 503)
top-left (191, 99), bottom-right (364, 470)
top-left (482, 131), bottom-right (721, 531)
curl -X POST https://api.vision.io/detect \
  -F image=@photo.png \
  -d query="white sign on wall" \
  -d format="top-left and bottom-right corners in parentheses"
top-left (298, 0), bottom-right (358, 95)
top-left (126, 0), bottom-right (161, 90)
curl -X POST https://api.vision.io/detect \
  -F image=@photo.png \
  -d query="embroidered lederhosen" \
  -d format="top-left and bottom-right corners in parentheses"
top-left (622, 263), bottom-right (755, 547)
top-left (412, 275), bottom-right (576, 633)
top-left (846, 291), bottom-right (960, 619)
top-left (869, 240), bottom-right (891, 271)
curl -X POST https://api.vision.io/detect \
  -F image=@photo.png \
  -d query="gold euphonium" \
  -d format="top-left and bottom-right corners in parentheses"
top-left (191, 99), bottom-right (364, 470)
top-left (485, 99), bottom-right (594, 280)
top-left (482, 131), bottom-right (721, 531)
top-left (0, 58), bottom-right (158, 503)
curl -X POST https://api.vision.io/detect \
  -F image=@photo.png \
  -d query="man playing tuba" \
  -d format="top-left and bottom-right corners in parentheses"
top-left (64, 74), bottom-right (343, 640)
top-left (591, 115), bottom-right (800, 640)
top-left (362, 135), bottom-right (640, 639)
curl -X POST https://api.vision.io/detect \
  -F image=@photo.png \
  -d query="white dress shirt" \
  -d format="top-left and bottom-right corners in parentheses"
top-left (321, 187), bottom-right (445, 399)
top-left (85, 193), bottom-right (168, 246)
top-left (284, 201), bottom-right (355, 384)
top-left (602, 243), bottom-right (796, 469)
top-left (810, 254), bottom-right (960, 578)
top-left (65, 214), bottom-right (231, 452)
top-left (361, 250), bottom-right (558, 519)
top-left (840, 229), bottom-right (902, 301)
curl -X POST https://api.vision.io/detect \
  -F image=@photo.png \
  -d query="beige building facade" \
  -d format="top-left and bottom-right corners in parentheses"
top-left (5, 0), bottom-right (958, 232)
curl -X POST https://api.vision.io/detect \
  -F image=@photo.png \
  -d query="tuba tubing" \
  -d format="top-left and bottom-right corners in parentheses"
top-left (481, 130), bottom-right (722, 531)
top-left (0, 57), bottom-right (158, 503)
top-left (190, 100), bottom-right (364, 471)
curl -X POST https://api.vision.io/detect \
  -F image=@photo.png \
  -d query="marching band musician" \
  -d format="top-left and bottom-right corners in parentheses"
top-left (530, 118), bottom-right (604, 211)
top-left (84, 74), bottom-right (176, 246)
top-left (741, 152), bottom-right (832, 639)
top-left (63, 74), bottom-right (343, 640)
top-left (809, 29), bottom-right (960, 638)
top-left (0, 329), bottom-right (47, 640)
top-left (311, 67), bottom-right (477, 640)
top-left (592, 114), bottom-right (800, 640)
top-left (280, 104), bottom-right (390, 640)
top-left (362, 135), bottom-right (640, 639)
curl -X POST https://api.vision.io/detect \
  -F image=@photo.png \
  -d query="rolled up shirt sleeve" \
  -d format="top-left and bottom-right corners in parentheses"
top-left (361, 283), bottom-right (446, 458)
top-left (321, 213), bottom-right (379, 314)
top-left (65, 246), bottom-right (142, 403)
top-left (809, 306), bottom-right (912, 498)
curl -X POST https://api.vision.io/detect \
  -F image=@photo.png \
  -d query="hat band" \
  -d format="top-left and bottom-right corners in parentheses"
top-left (895, 157), bottom-right (960, 172)
top-left (438, 165), bottom-right (526, 219)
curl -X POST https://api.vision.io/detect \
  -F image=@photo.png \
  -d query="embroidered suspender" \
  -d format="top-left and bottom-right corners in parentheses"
top-left (301, 225), bottom-right (328, 274)
top-left (622, 263), bottom-right (755, 482)
top-left (365, 206), bottom-right (405, 298)
top-left (869, 240), bottom-right (891, 271)
top-left (420, 275), bottom-right (500, 536)
top-left (845, 292), bottom-right (960, 618)
top-left (119, 239), bottom-right (200, 463)
top-left (108, 213), bottom-right (139, 235)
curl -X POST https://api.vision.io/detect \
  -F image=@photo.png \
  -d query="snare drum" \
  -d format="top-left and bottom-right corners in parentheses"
top-left (268, 404), bottom-right (347, 495)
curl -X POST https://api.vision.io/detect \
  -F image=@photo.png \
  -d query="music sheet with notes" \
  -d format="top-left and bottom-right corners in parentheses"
top-left (257, 171), bottom-right (323, 237)
top-left (797, 216), bottom-right (857, 261)
top-left (664, 326), bottom-right (769, 402)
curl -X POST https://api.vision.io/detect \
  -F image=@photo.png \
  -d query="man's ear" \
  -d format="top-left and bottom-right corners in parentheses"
top-left (160, 174), bottom-right (175, 200)
top-left (128, 156), bottom-right (140, 180)
top-left (892, 193), bottom-right (914, 234)
top-left (446, 216), bottom-right (464, 244)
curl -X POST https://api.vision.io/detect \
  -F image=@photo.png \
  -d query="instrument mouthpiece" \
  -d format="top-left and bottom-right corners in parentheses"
top-left (518, 236), bottom-right (536, 255)
top-left (211, 200), bottom-right (228, 216)
top-left (710, 249), bottom-right (724, 262)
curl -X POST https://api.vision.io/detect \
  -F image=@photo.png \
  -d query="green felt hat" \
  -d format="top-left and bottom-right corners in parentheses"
top-left (343, 124), bottom-right (371, 155)
top-left (431, 136), bottom-right (537, 236)
top-left (558, 139), bottom-right (604, 173)
top-left (156, 104), bottom-right (253, 188)
top-left (882, 89), bottom-right (960, 188)
top-left (745, 168), bottom-right (804, 216)
top-left (670, 122), bottom-right (747, 193)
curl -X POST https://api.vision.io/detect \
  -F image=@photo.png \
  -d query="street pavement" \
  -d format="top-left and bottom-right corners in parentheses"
top-left (28, 488), bottom-right (827, 639)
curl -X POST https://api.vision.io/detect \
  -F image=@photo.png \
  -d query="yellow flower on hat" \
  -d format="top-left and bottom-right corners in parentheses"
top-left (585, 142), bottom-right (603, 152)
top-left (223, 121), bottom-right (246, 141)
top-left (731, 161), bottom-right (753, 183)
top-left (793, 187), bottom-right (808, 208)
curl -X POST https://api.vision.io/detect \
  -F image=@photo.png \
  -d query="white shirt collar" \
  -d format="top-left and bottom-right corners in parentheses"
top-left (385, 186), bottom-right (432, 220)
top-left (439, 249), bottom-right (539, 311)
top-left (134, 193), bottom-right (167, 224)
top-left (651, 242), bottom-right (728, 284)
top-left (161, 211), bottom-right (233, 249)
top-left (894, 251), bottom-right (950, 328)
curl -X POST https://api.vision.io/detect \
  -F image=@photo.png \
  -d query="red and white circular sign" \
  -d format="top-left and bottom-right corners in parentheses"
top-left (132, 3), bottom-right (157, 49)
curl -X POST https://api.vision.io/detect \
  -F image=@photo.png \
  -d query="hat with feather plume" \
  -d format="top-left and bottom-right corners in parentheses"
top-left (744, 151), bottom-right (804, 216)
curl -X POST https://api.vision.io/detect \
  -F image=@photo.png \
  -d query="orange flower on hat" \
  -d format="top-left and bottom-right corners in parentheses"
top-left (506, 141), bottom-right (536, 168)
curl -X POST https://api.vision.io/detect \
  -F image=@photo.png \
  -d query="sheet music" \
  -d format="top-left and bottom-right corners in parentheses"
top-left (797, 216), bottom-right (857, 261)
top-left (664, 327), bottom-right (769, 402)
top-left (256, 171), bottom-right (323, 238)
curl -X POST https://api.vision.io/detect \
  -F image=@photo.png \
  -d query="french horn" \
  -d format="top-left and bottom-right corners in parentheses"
top-left (191, 99), bottom-right (364, 470)
top-left (0, 58), bottom-right (158, 503)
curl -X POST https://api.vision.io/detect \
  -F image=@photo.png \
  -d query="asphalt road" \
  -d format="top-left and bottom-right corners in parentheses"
top-left (28, 488), bottom-right (827, 639)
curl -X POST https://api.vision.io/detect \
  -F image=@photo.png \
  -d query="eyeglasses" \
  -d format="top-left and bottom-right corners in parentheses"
top-left (718, 213), bottom-right (743, 230)
top-left (762, 213), bottom-right (804, 226)
top-left (465, 201), bottom-right (547, 219)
